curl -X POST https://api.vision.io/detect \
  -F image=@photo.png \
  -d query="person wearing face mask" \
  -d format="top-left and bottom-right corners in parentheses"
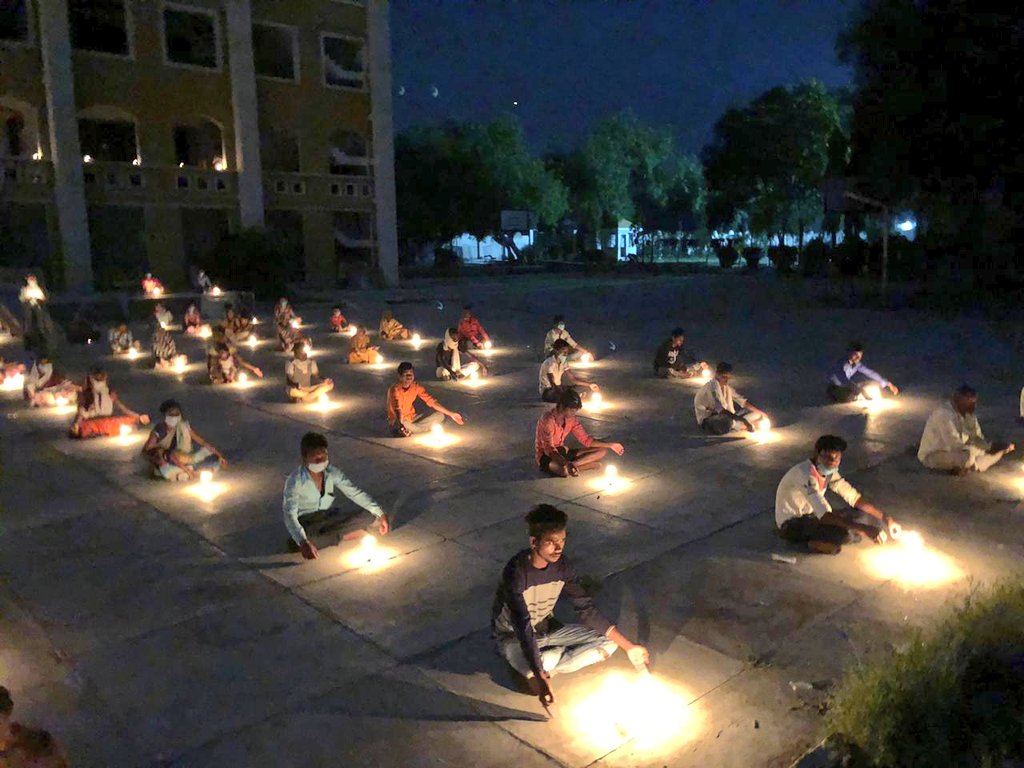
top-left (776, 435), bottom-right (901, 555)
top-left (142, 399), bottom-right (227, 481)
top-left (24, 356), bottom-right (76, 407)
top-left (435, 327), bottom-right (486, 381)
top-left (538, 339), bottom-right (598, 403)
top-left (827, 341), bottom-right (899, 403)
top-left (694, 362), bottom-right (770, 434)
top-left (543, 315), bottom-right (590, 360)
top-left (208, 342), bottom-right (262, 385)
top-left (918, 385), bottom-right (1015, 475)
top-left (491, 505), bottom-right (649, 711)
top-left (283, 432), bottom-right (390, 560)
top-left (69, 367), bottom-right (150, 438)
top-left (286, 342), bottom-right (334, 403)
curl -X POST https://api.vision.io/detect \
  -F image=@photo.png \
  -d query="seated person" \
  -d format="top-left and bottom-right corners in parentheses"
top-left (539, 339), bottom-right (598, 403)
top-left (827, 342), bottom-right (899, 402)
top-left (329, 306), bottom-right (349, 333)
top-left (1, 356), bottom-right (25, 383)
top-left (151, 325), bottom-right (186, 370)
top-left (457, 305), bottom-right (491, 349)
top-left (108, 323), bottom-right (140, 354)
top-left (153, 303), bottom-right (173, 329)
top-left (24, 356), bottom-right (77, 407)
top-left (544, 315), bottom-right (590, 359)
top-left (379, 308), bottom-right (411, 340)
top-left (694, 362), bottom-right (769, 434)
top-left (284, 431), bottom-right (390, 560)
top-left (142, 399), bottom-right (227, 481)
top-left (386, 361), bottom-right (465, 436)
top-left (141, 272), bottom-right (163, 297)
top-left (219, 306), bottom-right (252, 346)
top-left (67, 307), bottom-right (102, 345)
top-left (777, 434), bottom-right (901, 555)
top-left (196, 269), bottom-right (213, 292)
top-left (274, 297), bottom-right (300, 327)
top-left (183, 303), bottom-right (203, 335)
top-left (535, 389), bottom-right (624, 477)
top-left (3, 723), bottom-right (69, 768)
top-left (348, 326), bottom-right (381, 364)
top-left (918, 385), bottom-right (1015, 475)
top-left (286, 344), bottom-right (334, 403)
top-left (275, 299), bottom-right (303, 352)
top-left (435, 327), bottom-right (487, 380)
top-left (492, 504), bottom-right (648, 707)
top-left (208, 342), bottom-right (262, 385)
top-left (653, 327), bottom-right (708, 379)
top-left (69, 367), bottom-right (149, 438)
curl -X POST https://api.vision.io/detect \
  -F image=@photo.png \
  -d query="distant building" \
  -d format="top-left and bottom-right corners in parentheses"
top-left (0, 0), bottom-right (397, 291)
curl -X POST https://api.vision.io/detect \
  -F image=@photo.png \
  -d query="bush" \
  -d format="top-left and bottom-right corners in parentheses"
top-left (767, 245), bottom-right (797, 273)
top-left (801, 238), bottom-right (830, 277)
top-left (835, 240), bottom-right (868, 276)
top-left (713, 243), bottom-right (738, 269)
top-left (826, 581), bottom-right (1024, 768)
top-left (742, 247), bottom-right (763, 270)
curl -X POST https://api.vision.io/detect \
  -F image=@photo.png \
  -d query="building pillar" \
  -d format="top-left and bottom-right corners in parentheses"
top-left (302, 210), bottom-right (335, 283)
top-left (224, 0), bottom-right (264, 229)
top-left (368, 0), bottom-right (399, 287)
top-left (38, 0), bottom-right (93, 292)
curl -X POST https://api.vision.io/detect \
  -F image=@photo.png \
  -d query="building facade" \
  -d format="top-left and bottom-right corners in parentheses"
top-left (0, 0), bottom-right (398, 291)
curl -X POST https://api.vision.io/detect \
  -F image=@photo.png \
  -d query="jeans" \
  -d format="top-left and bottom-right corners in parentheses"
top-left (499, 623), bottom-right (618, 677)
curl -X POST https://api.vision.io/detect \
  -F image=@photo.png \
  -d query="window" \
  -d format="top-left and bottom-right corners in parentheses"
top-left (0, 0), bottom-right (29, 43)
top-left (69, 0), bottom-right (129, 56)
top-left (163, 5), bottom-right (219, 69)
top-left (172, 120), bottom-right (223, 168)
top-left (321, 34), bottom-right (364, 89)
top-left (252, 22), bottom-right (297, 81)
top-left (78, 117), bottom-right (138, 163)
top-left (328, 129), bottom-right (368, 175)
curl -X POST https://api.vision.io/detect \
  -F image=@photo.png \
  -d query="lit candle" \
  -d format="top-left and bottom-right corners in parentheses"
top-left (360, 533), bottom-right (377, 562)
top-left (174, 358), bottom-right (187, 374)
top-left (199, 470), bottom-right (213, 484)
top-left (483, 340), bottom-right (493, 350)
top-left (758, 417), bottom-right (772, 432)
top-left (238, 371), bottom-right (249, 384)
top-left (1, 373), bottom-right (25, 391)
top-left (318, 393), bottom-right (329, 405)
top-left (580, 352), bottom-right (593, 363)
top-left (863, 384), bottom-right (882, 401)
top-left (198, 325), bottom-right (211, 339)
top-left (290, 318), bottom-right (300, 329)
top-left (375, 352), bottom-right (385, 365)
top-left (128, 348), bottom-right (139, 360)
top-left (247, 334), bottom-right (258, 349)
top-left (55, 395), bottom-right (68, 406)
top-left (119, 424), bottom-right (132, 437)
top-left (303, 342), bottom-right (312, 355)
top-left (431, 423), bottom-right (444, 438)
top-left (411, 333), bottom-right (422, 349)
top-left (605, 464), bottom-right (618, 480)
top-left (700, 368), bottom-right (712, 381)
top-left (251, 316), bottom-right (259, 325)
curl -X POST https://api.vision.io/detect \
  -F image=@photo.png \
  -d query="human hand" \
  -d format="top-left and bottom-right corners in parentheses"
top-left (218, 455), bottom-right (228, 468)
top-left (566, 462), bottom-right (580, 477)
top-left (589, 383), bottom-right (600, 392)
top-left (1006, 443), bottom-right (1016, 454)
top-left (254, 368), bottom-right (264, 378)
top-left (451, 413), bottom-right (465, 426)
top-left (139, 414), bottom-right (151, 425)
top-left (378, 515), bottom-right (390, 536)
top-left (889, 383), bottom-right (900, 396)
top-left (609, 442), bottom-right (625, 456)
top-left (872, 527), bottom-right (889, 545)
top-left (886, 518), bottom-right (901, 540)
top-left (626, 645), bottom-right (650, 669)
top-left (538, 673), bottom-right (556, 707)
top-left (299, 540), bottom-right (319, 560)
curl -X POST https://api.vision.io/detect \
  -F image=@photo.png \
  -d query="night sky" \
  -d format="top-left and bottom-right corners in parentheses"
top-left (391, 0), bottom-right (855, 154)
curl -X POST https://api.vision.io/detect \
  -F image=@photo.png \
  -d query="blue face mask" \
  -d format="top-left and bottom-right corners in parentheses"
top-left (816, 462), bottom-right (837, 477)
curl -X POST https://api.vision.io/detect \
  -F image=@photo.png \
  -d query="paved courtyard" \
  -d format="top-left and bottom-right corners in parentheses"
top-left (2, 274), bottom-right (1023, 767)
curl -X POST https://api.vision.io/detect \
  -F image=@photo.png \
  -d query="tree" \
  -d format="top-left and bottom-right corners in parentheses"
top-left (839, 1), bottom-right (1024, 283)
top-left (703, 80), bottom-right (844, 249)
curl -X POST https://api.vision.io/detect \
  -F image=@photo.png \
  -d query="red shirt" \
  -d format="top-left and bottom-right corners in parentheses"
top-left (535, 408), bottom-right (594, 464)
top-left (457, 316), bottom-right (489, 345)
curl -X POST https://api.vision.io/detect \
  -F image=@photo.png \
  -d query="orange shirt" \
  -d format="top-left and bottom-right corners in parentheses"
top-left (387, 382), bottom-right (440, 424)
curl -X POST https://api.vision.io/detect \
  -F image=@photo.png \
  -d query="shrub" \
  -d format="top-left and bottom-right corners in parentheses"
top-left (742, 247), bottom-right (763, 270)
top-left (826, 581), bottom-right (1024, 768)
top-left (713, 243), bottom-right (738, 269)
top-left (433, 246), bottom-right (461, 277)
top-left (801, 238), bottom-right (830, 277)
top-left (768, 245), bottom-right (797, 273)
top-left (835, 240), bottom-right (867, 276)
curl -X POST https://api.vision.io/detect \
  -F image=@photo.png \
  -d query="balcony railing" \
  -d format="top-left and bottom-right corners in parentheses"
top-left (264, 171), bottom-right (374, 209)
top-left (0, 157), bottom-right (55, 202)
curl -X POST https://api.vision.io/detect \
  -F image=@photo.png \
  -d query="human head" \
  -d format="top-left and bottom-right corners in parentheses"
top-left (382, 308), bottom-right (393, 319)
top-left (552, 339), bottom-right (570, 358)
top-left (813, 434), bottom-right (848, 471)
top-left (556, 387), bottom-right (582, 412)
top-left (7, 724), bottom-right (62, 762)
top-left (300, 432), bottom-right (329, 466)
top-left (26, 274), bottom-right (36, 284)
top-left (397, 361), bottom-right (415, 387)
top-left (89, 367), bottom-right (107, 384)
top-left (715, 361), bottom-right (733, 385)
top-left (294, 341), bottom-right (308, 361)
top-left (552, 314), bottom-right (565, 328)
top-left (159, 399), bottom-right (182, 419)
top-left (332, 306), bottom-right (342, 316)
top-left (461, 305), bottom-right (473, 320)
top-left (216, 343), bottom-right (231, 360)
top-left (526, 504), bottom-right (568, 564)
top-left (952, 384), bottom-right (978, 416)
top-left (225, 306), bottom-right (236, 320)
top-left (671, 327), bottom-right (685, 346)
top-left (847, 342), bottom-right (865, 366)
top-left (117, 323), bottom-right (128, 334)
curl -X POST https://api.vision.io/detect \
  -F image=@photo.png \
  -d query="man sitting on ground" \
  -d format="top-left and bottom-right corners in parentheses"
top-left (918, 385), bottom-right (1015, 475)
top-left (539, 339), bottom-right (599, 403)
top-left (436, 327), bottom-right (487, 380)
top-left (827, 342), bottom-right (899, 403)
top-left (653, 327), bottom-right (709, 379)
top-left (151, 324), bottom-right (186, 370)
top-left (142, 399), bottom-right (227, 481)
top-left (379, 308), bottom-right (411, 340)
top-left (348, 326), bottom-right (382, 364)
top-left (544, 315), bottom-right (590, 359)
top-left (776, 434), bottom-right (901, 554)
top-left (535, 389), bottom-right (624, 477)
top-left (108, 323), bottom-right (140, 355)
top-left (283, 431), bottom-right (390, 560)
top-left (492, 504), bottom-right (649, 709)
top-left (386, 361), bottom-right (465, 436)
top-left (457, 305), bottom-right (491, 349)
top-left (286, 343), bottom-right (334, 403)
top-left (219, 306), bottom-right (252, 347)
top-left (694, 362), bottom-right (769, 434)
top-left (153, 303), bottom-right (173, 329)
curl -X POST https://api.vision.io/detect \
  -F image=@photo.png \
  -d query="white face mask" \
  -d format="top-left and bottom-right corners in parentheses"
top-left (307, 460), bottom-right (329, 473)
top-left (557, 323), bottom-right (565, 330)
top-left (164, 415), bottom-right (181, 428)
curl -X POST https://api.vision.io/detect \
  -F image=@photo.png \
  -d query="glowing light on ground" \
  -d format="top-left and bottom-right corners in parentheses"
top-left (747, 418), bottom-right (781, 444)
top-left (463, 370), bottom-right (484, 388)
top-left (418, 423), bottom-right (460, 449)
top-left (52, 404), bottom-right (77, 416)
top-left (483, 340), bottom-right (493, 350)
top-left (580, 352), bottom-right (594, 364)
top-left (247, 335), bottom-right (258, 349)
top-left (199, 470), bottom-right (213, 484)
top-left (184, 479), bottom-right (229, 504)
top-left (860, 530), bottom-right (965, 589)
top-left (411, 333), bottom-right (422, 349)
top-left (118, 424), bottom-right (132, 437)
top-left (585, 391), bottom-right (606, 412)
top-left (112, 430), bottom-right (144, 447)
top-left (310, 394), bottom-right (341, 413)
top-left (343, 533), bottom-right (398, 571)
top-left (590, 464), bottom-right (632, 494)
top-left (566, 671), bottom-right (704, 753)
top-left (127, 348), bottom-right (139, 360)
top-left (210, 286), bottom-right (222, 297)
top-left (1, 373), bottom-right (25, 391)
top-left (197, 325), bottom-right (212, 339)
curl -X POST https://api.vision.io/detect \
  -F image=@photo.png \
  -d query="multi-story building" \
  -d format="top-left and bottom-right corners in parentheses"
top-left (0, 0), bottom-right (398, 291)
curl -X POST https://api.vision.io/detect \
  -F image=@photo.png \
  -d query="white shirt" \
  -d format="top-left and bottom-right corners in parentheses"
top-left (544, 327), bottom-right (579, 354)
top-left (538, 356), bottom-right (570, 393)
top-left (775, 459), bottom-right (862, 527)
top-left (917, 401), bottom-right (988, 462)
top-left (286, 358), bottom-right (318, 388)
top-left (694, 379), bottom-right (748, 424)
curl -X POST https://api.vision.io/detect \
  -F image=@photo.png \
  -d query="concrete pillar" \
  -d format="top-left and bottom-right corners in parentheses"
top-left (368, 0), bottom-right (399, 287)
top-left (224, 0), bottom-right (264, 229)
top-left (38, 0), bottom-right (93, 292)
top-left (302, 210), bottom-right (335, 283)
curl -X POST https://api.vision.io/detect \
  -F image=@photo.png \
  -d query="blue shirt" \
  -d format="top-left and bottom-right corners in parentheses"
top-left (827, 359), bottom-right (888, 388)
top-left (282, 464), bottom-right (384, 545)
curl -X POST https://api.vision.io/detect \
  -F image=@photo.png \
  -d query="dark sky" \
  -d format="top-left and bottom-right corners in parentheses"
top-left (390, 0), bottom-right (856, 155)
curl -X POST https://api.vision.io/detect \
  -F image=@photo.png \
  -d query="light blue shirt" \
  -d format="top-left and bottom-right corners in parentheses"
top-left (282, 464), bottom-right (384, 545)
top-left (827, 359), bottom-right (888, 388)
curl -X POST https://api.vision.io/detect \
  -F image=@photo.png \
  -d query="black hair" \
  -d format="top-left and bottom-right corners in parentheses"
top-left (553, 314), bottom-right (565, 324)
top-left (397, 361), bottom-right (414, 375)
top-left (814, 434), bottom-right (848, 454)
top-left (300, 432), bottom-right (329, 456)
top-left (954, 384), bottom-right (977, 397)
top-left (159, 399), bottom-right (182, 414)
top-left (557, 388), bottom-right (583, 409)
top-left (848, 341), bottom-right (864, 353)
top-left (552, 338), bottom-right (571, 352)
top-left (526, 504), bottom-right (568, 539)
top-left (462, 304), bottom-right (473, 311)
top-left (716, 361), bottom-right (733, 374)
top-left (671, 327), bottom-right (685, 337)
